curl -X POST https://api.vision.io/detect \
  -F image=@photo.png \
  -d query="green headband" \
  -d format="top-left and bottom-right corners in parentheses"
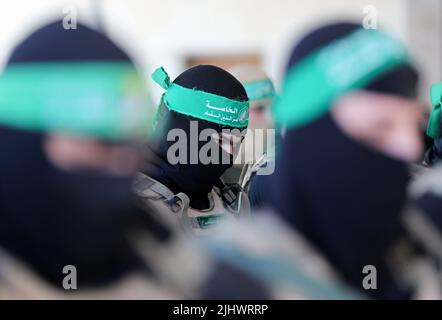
top-left (243, 79), bottom-right (276, 102)
top-left (0, 62), bottom-right (152, 140)
top-left (273, 29), bottom-right (410, 129)
top-left (152, 67), bottom-right (249, 128)
top-left (427, 83), bottom-right (442, 139)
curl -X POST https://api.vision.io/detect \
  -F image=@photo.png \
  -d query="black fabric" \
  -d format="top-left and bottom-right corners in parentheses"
top-left (248, 131), bottom-right (283, 211)
top-left (0, 21), bottom-right (155, 287)
top-left (0, 127), bottom-right (148, 287)
top-left (145, 65), bottom-right (248, 210)
top-left (7, 21), bottom-right (131, 64)
top-left (268, 22), bottom-right (419, 299)
top-left (249, 170), bottom-right (272, 210)
top-left (271, 114), bottom-right (411, 298)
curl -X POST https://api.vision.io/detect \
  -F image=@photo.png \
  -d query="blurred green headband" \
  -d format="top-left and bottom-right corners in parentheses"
top-left (273, 29), bottom-right (410, 129)
top-left (427, 83), bottom-right (442, 139)
top-left (152, 67), bottom-right (249, 128)
top-left (243, 79), bottom-right (276, 101)
top-left (0, 62), bottom-right (151, 140)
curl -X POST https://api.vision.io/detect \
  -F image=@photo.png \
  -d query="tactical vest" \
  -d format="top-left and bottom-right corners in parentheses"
top-left (133, 173), bottom-right (251, 236)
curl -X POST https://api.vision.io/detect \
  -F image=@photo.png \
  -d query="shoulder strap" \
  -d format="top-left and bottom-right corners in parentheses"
top-left (133, 173), bottom-right (175, 201)
top-left (134, 172), bottom-right (191, 214)
top-left (134, 173), bottom-right (193, 233)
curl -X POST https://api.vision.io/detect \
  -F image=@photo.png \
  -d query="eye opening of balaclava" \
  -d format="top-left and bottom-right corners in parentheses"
top-left (0, 20), bottom-right (161, 287)
top-left (146, 65), bottom-right (249, 210)
top-left (271, 22), bottom-right (419, 299)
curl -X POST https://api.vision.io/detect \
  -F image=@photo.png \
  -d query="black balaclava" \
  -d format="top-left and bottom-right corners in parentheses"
top-left (145, 65), bottom-right (248, 210)
top-left (0, 21), bottom-right (152, 287)
top-left (271, 23), bottom-right (418, 299)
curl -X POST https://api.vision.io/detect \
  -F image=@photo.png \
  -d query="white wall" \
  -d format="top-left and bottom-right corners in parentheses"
top-left (100, 0), bottom-right (411, 95)
top-left (0, 0), bottom-right (424, 101)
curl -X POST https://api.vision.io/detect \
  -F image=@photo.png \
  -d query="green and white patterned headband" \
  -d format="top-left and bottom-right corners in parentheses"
top-left (0, 62), bottom-right (152, 140)
top-left (273, 29), bottom-right (411, 129)
top-left (152, 67), bottom-right (249, 128)
top-left (243, 79), bottom-right (276, 102)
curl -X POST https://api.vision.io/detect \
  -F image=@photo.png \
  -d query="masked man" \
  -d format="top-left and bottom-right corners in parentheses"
top-left (134, 65), bottom-right (251, 235)
top-left (0, 20), bottom-right (183, 298)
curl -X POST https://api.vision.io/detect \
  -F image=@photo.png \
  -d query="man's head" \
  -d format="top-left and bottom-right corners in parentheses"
top-left (1, 20), bottom-right (151, 176)
top-left (147, 65), bottom-right (249, 208)
top-left (278, 22), bottom-right (422, 163)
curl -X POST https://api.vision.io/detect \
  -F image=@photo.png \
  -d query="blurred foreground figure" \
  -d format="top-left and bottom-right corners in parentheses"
top-left (0, 20), bottom-right (182, 298)
top-left (270, 23), bottom-right (433, 299)
top-left (135, 66), bottom-right (251, 235)
top-left (198, 23), bottom-right (442, 300)
top-left (222, 64), bottom-right (277, 188)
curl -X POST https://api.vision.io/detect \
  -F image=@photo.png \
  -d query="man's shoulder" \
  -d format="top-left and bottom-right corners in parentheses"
top-left (195, 213), bottom-right (360, 299)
